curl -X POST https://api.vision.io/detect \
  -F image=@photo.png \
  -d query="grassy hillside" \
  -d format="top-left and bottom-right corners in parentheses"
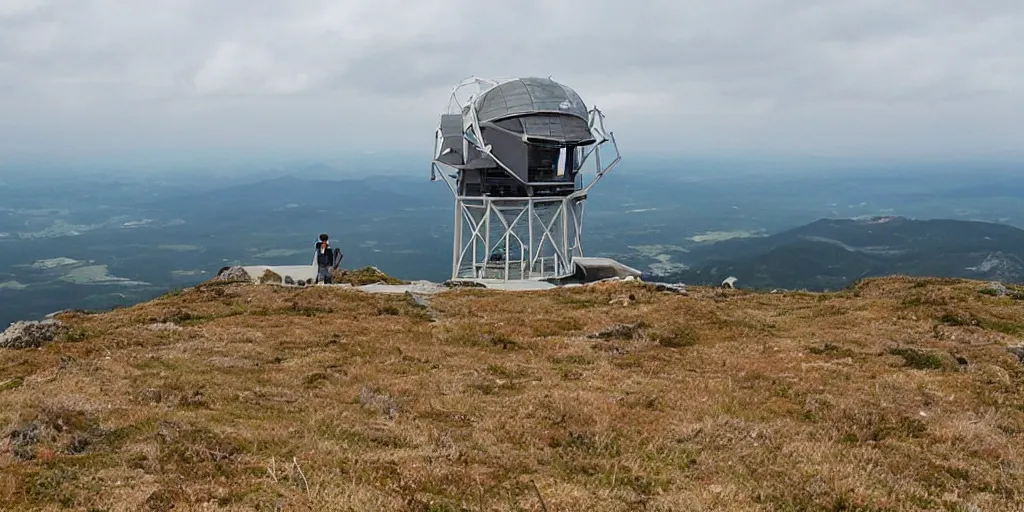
top-left (2, 277), bottom-right (1023, 510)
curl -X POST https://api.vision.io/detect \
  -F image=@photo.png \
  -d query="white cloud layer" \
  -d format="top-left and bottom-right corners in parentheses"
top-left (0, 0), bottom-right (1022, 160)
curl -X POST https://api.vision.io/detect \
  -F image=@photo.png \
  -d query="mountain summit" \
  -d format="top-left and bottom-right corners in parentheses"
top-left (1, 275), bottom-right (1023, 510)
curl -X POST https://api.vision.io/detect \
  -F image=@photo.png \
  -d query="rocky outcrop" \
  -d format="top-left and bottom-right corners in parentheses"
top-left (648, 282), bottom-right (688, 294)
top-left (258, 269), bottom-right (282, 284)
top-left (214, 266), bottom-right (251, 282)
top-left (443, 280), bottom-right (487, 288)
top-left (0, 320), bottom-right (65, 349)
top-left (981, 281), bottom-right (1009, 296)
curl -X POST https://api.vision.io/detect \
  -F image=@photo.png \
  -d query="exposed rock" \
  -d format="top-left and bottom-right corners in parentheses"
top-left (148, 322), bottom-right (183, 332)
top-left (142, 388), bottom-right (163, 404)
top-left (258, 269), bottom-right (282, 284)
top-left (9, 421), bottom-right (44, 460)
top-left (649, 282), bottom-right (687, 294)
top-left (296, 280), bottom-right (306, 287)
top-left (7, 408), bottom-right (102, 461)
top-left (588, 322), bottom-right (645, 341)
top-left (405, 292), bottom-right (440, 321)
top-left (214, 266), bottom-right (251, 282)
top-left (331, 266), bottom-right (407, 286)
top-left (443, 279), bottom-right (486, 288)
top-left (981, 281), bottom-right (1009, 296)
top-left (1008, 345), bottom-right (1024, 364)
top-left (284, 275), bottom-right (295, 286)
top-left (722, 276), bottom-right (738, 289)
top-left (406, 292), bottom-right (431, 309)
top-left (609, 294), bottom-right (635, 306)
top-left (359, 386), bottom-right (399, 421)
top-left (1, 320), bottom-right (65, 349)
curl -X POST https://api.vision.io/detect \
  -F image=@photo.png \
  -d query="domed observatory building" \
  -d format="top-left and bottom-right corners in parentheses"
top-left (431, 77), bottom-right (634, 282)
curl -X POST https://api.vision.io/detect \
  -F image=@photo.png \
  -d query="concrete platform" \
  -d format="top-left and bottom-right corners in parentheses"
top-left (236, 261), bottom-right (637, 295)
top-left (356, 281), bottom-right (447, 295)
top-left (471, 280), bottom-right (558, 291)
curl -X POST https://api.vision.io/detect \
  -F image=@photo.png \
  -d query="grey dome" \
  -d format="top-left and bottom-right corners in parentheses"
top-left (474, 77), bottom-right (589, 123)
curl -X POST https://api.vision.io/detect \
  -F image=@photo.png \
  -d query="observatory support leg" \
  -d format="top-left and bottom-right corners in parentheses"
top-left (561, 199), bottom-right (570, 275)
top-left (569, 200), bottom-right (585, 259)
top-left (452, 198), bottom-right (462, 280)
top-left (504, 230), bottom-right (510, 281)
top-left (527, 202), bottom-right (534, 279)
top-left (483, 200), bottom-right (491, 279)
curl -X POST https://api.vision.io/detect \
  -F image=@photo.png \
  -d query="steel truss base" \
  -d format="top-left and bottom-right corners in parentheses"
top-left (451, 195), bottom-right (585, 281)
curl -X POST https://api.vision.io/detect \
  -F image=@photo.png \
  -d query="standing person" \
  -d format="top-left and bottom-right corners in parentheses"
top-left (313, 233), bottom-right (335, 284)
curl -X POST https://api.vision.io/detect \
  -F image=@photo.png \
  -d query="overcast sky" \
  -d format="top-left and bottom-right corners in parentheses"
top-left (1, 0), bottom-right (1022, 164)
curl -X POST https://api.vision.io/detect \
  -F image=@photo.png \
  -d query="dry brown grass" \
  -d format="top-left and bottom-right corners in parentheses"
top-left (1, 276), bottom-right (1023, 511)
top-left (330, 267), bottom-right (409, 286)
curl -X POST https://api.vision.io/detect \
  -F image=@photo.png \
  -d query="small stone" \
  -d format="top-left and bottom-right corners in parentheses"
top-left (148, 322), bottom-right (182, 332)
top-left (588, 323), bottom-right (644, 340)
top-left (284, 275), bottom-right (295, 285)
top-left (722, 277), bottom-right (738, 289)
top-left (1008, 345), bottom-right (1024, 364)
top-left (143, 388), bottom-right (163, 403)
top-left (650, 282), bottom-right (687, 294)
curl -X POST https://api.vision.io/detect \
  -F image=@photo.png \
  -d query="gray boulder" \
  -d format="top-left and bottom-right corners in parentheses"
top-left (1008, 345), bottom-right (1024, 364)
top-left (982, 282), bottom-right (1009, 296)
top-left (649, 282), bottom-right (687, 294)
top-left (0, 320), bottom-right (65, 349)
top-left (443, 279), bottom-right (486, 288)
top-left (214, 266), bottom-right (251, 282)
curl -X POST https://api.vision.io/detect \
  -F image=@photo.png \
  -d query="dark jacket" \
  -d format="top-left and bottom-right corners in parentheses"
top-left (315, 242), bottom-right (335, 267)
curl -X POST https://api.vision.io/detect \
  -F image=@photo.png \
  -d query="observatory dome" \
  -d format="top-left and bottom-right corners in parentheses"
top-left (474, 77), bottom-right (593, 144)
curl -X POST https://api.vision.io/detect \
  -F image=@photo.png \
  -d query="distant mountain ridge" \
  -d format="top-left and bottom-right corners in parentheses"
top-left (665, 216), bottom-right (1024, 290)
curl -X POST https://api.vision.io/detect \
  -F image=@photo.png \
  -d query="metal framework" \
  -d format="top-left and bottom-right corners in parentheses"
top-left (430, 76), bottom-right (622, 281)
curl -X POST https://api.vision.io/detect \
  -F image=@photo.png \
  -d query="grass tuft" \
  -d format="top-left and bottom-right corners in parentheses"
top-left (649, 324), bottom-right (699, 348)
top-left (888, 347), bottom-right (948, 370)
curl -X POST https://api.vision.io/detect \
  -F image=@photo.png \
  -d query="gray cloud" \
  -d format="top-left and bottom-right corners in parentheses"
top-left (0, 0), bottom-right (1022, 162)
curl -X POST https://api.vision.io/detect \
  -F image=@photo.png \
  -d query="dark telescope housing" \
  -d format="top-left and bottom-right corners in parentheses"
top-left (435, 77), bottom-right (597, 198)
